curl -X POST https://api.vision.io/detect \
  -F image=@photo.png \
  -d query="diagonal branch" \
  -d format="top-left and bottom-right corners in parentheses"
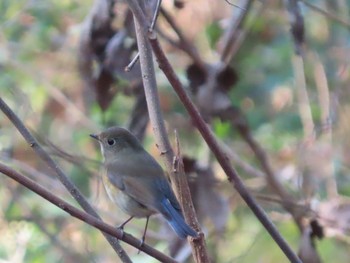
top-left (159, 7), bottom-right (206, 71)
top-left (173, 131), bottom-right (208, 263)
top-left (220, 0), bottom-right (254, 64)
top-left (0, 163), bottom-right (178, 263)
top-left (0, 97), bottom-right (131, 263)
top-left (126, 0), bottom-right (210, 262)
top-left (147, 34), bottom-right (302, 263)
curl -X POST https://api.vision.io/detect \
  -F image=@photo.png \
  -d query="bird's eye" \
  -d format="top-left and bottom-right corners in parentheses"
top-left (107, 139), bottom-right (116, 146)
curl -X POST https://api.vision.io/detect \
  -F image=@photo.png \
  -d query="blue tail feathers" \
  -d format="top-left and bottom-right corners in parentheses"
top-left (161, 199), bottom-right (198, 239)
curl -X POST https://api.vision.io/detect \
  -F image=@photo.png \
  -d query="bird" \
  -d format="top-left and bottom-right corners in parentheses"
top-left (90, 126), bottom-right (198, 243)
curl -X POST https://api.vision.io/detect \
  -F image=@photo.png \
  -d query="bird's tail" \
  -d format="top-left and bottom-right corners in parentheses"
top-left (161, 199), bottom-right (198, 239)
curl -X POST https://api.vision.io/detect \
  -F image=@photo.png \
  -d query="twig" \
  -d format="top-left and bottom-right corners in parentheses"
top-left (225, 0), bottom-right (247, 10)
top-left (125, 53), bottom-right (140, 72)
top-left (285, 0), bottom-right (305, 55)
top-left (173, 131), bottom-right (210, 263)
top-left (148, 33), bottom-right (302, 263)
top-left (220, 0), bottom-right (254, 65)
top-left (223, 1), bottom-right (264, 60)
top-left (237, 129), bottom-right (303, 230)
top-left (301, 0), bottom-right (350, 30)
top-left (292, 55), bottom-right (314, 140)
top-left (160, 7), bottom-right (206, 71)
top-left (218, 140), bottom-right (265, 178)
top-left (127, 1), bottom-right (209, 262)
top-left (0, 97), bottom-right (131, 263)
top-left (0, 163), bottom-right (178, 263)
top-left (125, 0), bottom-right (161, 72)
top-left (150, 0), bottom-right (162, 33)
top-left (313, 54), bottom-right (338, 198)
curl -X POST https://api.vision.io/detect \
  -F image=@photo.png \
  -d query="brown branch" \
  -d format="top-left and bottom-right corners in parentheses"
top-left (221, 1), bottom-right (265, 61)
top-left (312, 54), bottom-right (338, 198)
top-left (159, 7), bottom-right (206, 71)
top-left (238, 130), bottom-right (304, 231)
top-left (0, 97), bottom-right (131, 263)
top-left (220, 0), bottom-right (254, 64)
top-left (285, 0), bottom-right (305, 55)
top-left (126, 1), bottom-right (209, 262)
top-left (173, 131), bottom-right (209, 263)
top-left (147, 35), bottom-right (302, 263)
top-left (218, 139), bottom-right (265, 178)
top-left (0, 163), bottom-right (178, 263)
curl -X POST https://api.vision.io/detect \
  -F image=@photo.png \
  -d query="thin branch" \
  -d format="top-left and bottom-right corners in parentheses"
top-left (0, 163), bottom-right (178, 263)
top-left (222, 1), bottom-right (264, 61)
top-left (218, 140), bottom-right (265, 178)
top-left (160, 7), bottom-right (206, 71)
top-left (173, 131), bottom-right (210, 263)
top-left (301, 0), bottom-right (350, 30)
top-left (150, 0), bottom-right (162, 33)
top-left (125, 53), bottom-right (140, 72)
top-left (285, 0), bottom-right (305, 55)
top-left (220, 0), bottom-right (254, 64)
top-left (147, 35), bottom-right (302, 263)
top-left (127, 1), bottom-right (209, 262)
top-left (292, 55), bottom-right (314, 139)
top-left (237, 129), bottom-right (304, 231)
top-left (0, 97), bottom-right (131, 263)
top-left (313, 54), bottom-right (338, 198)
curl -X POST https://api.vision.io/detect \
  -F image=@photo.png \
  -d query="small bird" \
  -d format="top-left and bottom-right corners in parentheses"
top-left (90, 127), bottom-right (197, 241)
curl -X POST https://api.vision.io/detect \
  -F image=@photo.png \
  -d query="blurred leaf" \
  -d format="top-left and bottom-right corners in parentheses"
top-left (205, 21), bottom-right (223, 49)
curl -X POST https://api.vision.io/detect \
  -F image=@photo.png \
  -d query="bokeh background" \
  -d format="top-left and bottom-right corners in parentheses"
top-left (1, 0), bottom-right (350, 262)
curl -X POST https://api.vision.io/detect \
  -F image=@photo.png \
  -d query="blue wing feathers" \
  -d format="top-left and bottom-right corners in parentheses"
top-left (161, 199), bottom-right (198, 238)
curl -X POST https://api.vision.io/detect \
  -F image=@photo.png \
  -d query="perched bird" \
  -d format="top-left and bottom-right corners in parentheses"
top-left (90, 127), bottom-right (197, 241)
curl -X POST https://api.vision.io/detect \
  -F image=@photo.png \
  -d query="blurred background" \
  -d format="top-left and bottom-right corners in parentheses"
top-left (1, 0), bottom-right (350, 262)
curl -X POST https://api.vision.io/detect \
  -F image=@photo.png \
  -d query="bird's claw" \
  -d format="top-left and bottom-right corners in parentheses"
top-left (116, 225), bottom-right (125, 239)
top-left (137, 238), bottom-right (145, 254)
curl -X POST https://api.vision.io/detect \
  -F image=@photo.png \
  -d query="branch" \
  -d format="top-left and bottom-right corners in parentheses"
top-left (147, 34), bottom-right (302, 263)
top-left (0, 97), bottom-right (131, 263)
top-left (0, 163), bottom-right (178, 263)
top-left (126, 1), bottom-right (210, 262)
top-left (285, 0), bottom-right (305, 55)
top-left (159, 7), bottom-right (206, 71)
top-left (312, 54), bottom-right (337, 198)
top-left (173, 131), bottom-right (209, 263)
top-left (220, 0), bottom-right (254, 64)
top-left (218, 140), bottom-right (265, 178)
top-left (237, 129), bottom-right (304, 230)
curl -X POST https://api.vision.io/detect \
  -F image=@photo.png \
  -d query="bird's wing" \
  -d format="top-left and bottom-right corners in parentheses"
top-left (106, 152), bottom-right (182, 211)
top-left (105, 168), bottom-right (125, 191)
top-left (106, 167), bottom-right (156, 209)
top-left (155, 177), bottom-right (182, 212)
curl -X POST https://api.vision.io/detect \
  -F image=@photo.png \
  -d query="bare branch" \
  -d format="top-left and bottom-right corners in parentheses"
top-left (285, 0), bottom-right (305, 55)
top-left (147, 33), bottom-right (302, 263)
top-left (173, 131), bottom-right (210, 263)
top-left (220, 0), bottom-right (254, 64)
top-left (0, 163), bottom-right (178, 263)
top-left (160, 7), bottom-right (206, 71)
top-left (126, 0), bottom-right (209, 262)
top-left (0, 97), bottom-right (131, 263)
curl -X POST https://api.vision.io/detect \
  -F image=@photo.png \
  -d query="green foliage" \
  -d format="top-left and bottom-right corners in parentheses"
top-left (206, 21), bottom-right (223, 49)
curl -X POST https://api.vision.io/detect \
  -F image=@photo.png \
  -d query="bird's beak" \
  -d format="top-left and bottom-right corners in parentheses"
top-left (90, 134), bottom-right (100, 141)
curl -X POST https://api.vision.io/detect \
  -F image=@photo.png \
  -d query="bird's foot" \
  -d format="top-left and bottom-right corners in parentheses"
top-left (137, 238), bottom-right (145, 254)
top-left (116, 225), bottom-right (125, 239)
